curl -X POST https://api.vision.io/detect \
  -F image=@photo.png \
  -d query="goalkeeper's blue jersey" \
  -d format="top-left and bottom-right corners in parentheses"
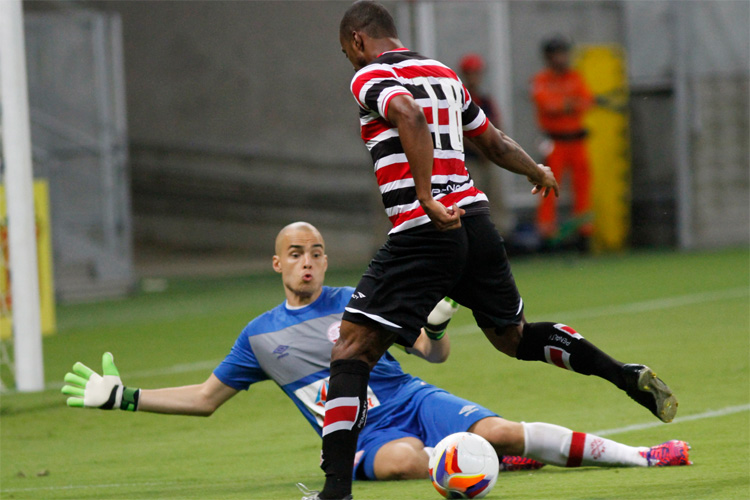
top-left (213, 286), bottom-right (442, 435)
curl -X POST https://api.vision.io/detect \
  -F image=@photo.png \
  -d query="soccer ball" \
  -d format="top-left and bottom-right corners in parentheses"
top-left (428, 432), bottom-right (499, 499)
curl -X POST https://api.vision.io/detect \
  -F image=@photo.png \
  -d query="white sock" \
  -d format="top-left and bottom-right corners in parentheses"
top-left (522, 422), bottom-right (648, 467)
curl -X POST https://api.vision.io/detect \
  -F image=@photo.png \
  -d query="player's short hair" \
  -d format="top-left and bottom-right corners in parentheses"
top-left (340, 1), bottom-right (398, 41)
top-left (542, 35), bottom-right (572, 55)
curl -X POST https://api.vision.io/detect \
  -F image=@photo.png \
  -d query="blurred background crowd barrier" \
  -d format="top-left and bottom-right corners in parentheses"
top-left (2, 0), bottom-right (748, 304)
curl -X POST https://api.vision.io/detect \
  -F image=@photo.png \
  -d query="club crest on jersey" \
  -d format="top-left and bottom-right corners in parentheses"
top-left (327, 321), bottom-right (342, 343)
top-left (294, 377), bottom-right (381, 428)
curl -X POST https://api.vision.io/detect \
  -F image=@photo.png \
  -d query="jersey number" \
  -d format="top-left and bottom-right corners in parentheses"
top-left (413, 77), bottom-right (464, 151)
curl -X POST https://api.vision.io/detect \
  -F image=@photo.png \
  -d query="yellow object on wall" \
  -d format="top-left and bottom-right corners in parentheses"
top-left (0, 180), bottom-right (57, 340)
top-left (575, 45), bottom-right (631, 251)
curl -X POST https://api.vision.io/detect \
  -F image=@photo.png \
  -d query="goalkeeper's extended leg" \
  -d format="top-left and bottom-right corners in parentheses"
top-left (522, 422), bottom-right (691, 467)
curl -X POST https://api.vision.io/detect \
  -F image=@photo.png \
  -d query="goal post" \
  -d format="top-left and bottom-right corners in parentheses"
top-left (0, 0), bottom-right (45, 392)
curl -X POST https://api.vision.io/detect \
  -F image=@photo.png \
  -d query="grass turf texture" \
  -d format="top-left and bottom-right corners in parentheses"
top-left (1, 248), bottom-right (748, 499)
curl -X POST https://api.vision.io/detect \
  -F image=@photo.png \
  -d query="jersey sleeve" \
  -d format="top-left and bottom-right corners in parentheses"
top-left (213, 328), bottom-right (269, 391)
top-left (461, 87), bottom-right (490, 137)
top-left (350, 65), bottom-right (412, 120)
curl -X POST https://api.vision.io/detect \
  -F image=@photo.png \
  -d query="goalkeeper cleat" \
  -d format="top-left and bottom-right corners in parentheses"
top-left (499, 455), bottom-right (545, 472)
top-left (296, 483), bottom-right (352, 500)
top-left (622, 364), bottom-right (678, 423)
top-left (640, 440), bottom-right (692, 467)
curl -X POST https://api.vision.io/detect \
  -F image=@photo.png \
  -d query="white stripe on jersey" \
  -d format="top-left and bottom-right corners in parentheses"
top-left (374, 149), bottom-right (464, 172)
top-left (385, 199), bottom-right (421, 217)
top-left (463, 112), bottom-right (487, 132)
top-left (374, 153), bottom-right (408, 172)
top-left (391, 214), bottom-right (432, 233)
top-left (379, 178), bottom-right (415, 193)
top-left (430, 173), bottom-right (471, 185)
top-left (366, 128), bottom-right (400, 150)
top-left (377, 86), bottom-right (410, 119)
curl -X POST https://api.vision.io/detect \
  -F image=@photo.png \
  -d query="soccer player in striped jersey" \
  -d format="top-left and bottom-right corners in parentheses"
top-left (61, 223), bottom-right (690, 499)
top-left (316, 2), bottom-right (679, 499)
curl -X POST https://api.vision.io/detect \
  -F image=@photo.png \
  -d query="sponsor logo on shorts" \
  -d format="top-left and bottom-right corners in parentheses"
top-left (351, 291), bottom-right (366, 299)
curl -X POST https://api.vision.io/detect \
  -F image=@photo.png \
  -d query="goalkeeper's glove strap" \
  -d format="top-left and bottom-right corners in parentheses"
top-left (100, 385), bottom-right (140, 411)
top-left (424, 322), bottom-right (448, 341)
top-left (121, 387), bottom-right (141, 412)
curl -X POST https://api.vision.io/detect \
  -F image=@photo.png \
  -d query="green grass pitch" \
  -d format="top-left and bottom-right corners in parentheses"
top-left (1, 248), bottom-right (748, 499)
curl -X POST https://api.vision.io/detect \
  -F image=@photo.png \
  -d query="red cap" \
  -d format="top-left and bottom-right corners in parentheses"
top-left (459, 53), bottom-right (484, 73)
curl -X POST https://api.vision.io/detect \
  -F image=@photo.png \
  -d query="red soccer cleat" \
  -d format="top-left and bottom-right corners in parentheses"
top-left (499, 455), bottom-right (546, 472)
top-left (640, 440), bottom-right (692, 466)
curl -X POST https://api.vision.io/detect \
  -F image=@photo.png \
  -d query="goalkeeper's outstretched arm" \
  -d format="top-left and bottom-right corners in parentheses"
top-left (138, 375), bottom-right (237, 416)
top-left (62, 353), bottom-right (237, 416)
top-left (404, 298), bottom-right (459, 363)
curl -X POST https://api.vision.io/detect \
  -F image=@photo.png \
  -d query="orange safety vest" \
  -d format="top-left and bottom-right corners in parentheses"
top-left (531, 68), bottom-right (593, 135)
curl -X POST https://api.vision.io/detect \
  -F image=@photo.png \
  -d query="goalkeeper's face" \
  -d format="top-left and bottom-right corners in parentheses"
top-left (273, 226), bottom-right (329, 306)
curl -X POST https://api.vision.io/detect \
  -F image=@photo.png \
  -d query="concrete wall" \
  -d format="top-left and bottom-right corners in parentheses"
top-left (76, 0), bottom-right (387, 268)
top-left (25, 0), bottom-right (748, 272)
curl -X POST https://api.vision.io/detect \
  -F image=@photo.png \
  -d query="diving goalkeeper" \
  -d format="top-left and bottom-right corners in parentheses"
top-left (62, 222), bottom-right (690, 482)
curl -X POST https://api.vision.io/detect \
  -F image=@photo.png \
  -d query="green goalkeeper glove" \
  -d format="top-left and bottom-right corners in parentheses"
top-left (424, 298), bottom-right (459, 340)
top-left (61, 352), bottom-right (140, 411)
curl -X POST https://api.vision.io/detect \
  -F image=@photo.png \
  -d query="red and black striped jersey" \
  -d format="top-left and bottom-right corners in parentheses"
top-left (349, 48), bottom-right (490, 233)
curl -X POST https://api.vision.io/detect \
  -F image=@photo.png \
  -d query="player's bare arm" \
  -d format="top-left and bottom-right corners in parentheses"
top-left (386, 94), bottom-right (465, 231)
top-left (406, 330), bottom-right (450, 363)
top-left (138, 374), bottom-right (238, 416)
top-left (468, 124), bottom-right (559, 198)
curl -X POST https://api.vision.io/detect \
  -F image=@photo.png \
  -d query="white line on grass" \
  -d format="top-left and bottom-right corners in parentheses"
top-left (591, 403), bottom-right (750, 436)
top-left (3, 403), bottom-right (748, 494)
top-left (449, 286), bottom-right (749, 336)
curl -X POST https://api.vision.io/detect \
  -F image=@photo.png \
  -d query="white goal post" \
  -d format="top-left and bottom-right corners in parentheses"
top-left (0, 0), bottom-right (45, 392)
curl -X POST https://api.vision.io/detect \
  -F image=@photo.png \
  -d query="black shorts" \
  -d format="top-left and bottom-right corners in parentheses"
top-left (342, 214), bottom-right (523, 347)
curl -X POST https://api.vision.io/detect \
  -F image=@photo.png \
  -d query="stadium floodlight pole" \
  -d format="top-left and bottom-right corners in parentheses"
top-left (0, 0), bottom-right (45, 392)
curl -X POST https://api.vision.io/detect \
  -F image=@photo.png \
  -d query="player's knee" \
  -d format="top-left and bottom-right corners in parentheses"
top-left (332, 321), bottom-right (396, 368)
top-left (470, 417), bottom-right (525, 456)
top-left (375, 444), bottom-right (428, 480)
top-left (482, 323), bottom-right (523, 357)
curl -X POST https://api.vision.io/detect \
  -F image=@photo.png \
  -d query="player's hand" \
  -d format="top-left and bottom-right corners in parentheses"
top-left (529, 164), bottom-right (559, 198)
top-left (424, 298), bottom-right (460, 340)
top-left (61, 352), bottom-right (140, 411)
top-left (422, 200), bottom-right (465, 231)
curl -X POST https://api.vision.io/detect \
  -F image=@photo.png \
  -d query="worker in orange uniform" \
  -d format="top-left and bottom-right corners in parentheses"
top-left (531, 36), bottom-right (594, 252)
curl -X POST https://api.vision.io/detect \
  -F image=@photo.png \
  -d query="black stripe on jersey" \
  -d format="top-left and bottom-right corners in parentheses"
top-left (364, 80), bottom-right (405, 112)
top-left (381, 186), bottom-right (417, 209)
top-left (370, 135), bottom-right (404, 159)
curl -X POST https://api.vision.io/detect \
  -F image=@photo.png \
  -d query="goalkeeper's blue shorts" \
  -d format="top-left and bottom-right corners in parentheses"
top-left (353, 388), bottom-right (497, 480)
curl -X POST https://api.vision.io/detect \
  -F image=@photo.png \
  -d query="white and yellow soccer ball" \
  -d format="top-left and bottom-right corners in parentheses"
top-left (428, 432), bottom-right (499, 499)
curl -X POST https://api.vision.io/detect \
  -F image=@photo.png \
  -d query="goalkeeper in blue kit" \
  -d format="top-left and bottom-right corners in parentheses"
top-left (62, 222), bottom-right (690, 487)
